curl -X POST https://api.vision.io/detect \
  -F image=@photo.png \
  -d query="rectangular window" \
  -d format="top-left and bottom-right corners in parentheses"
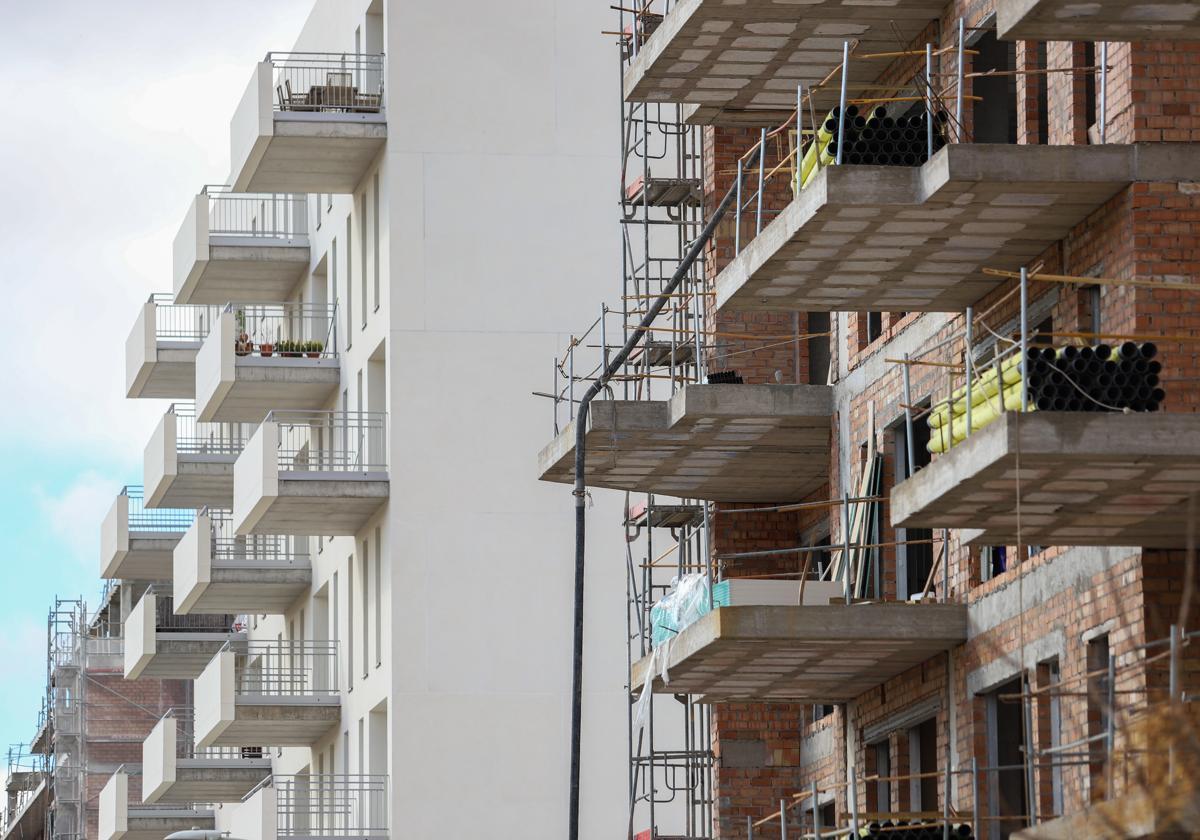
top-left (895, 418), bottom-right (933, 599)
top-left (807, 312), bottom-right (831, 385)
top-left (330, 240), bottom-right (338, 351)
top-left (867, 740), bottom-right (891, 813)
top-left (1087, 635), bottom-right (1111, 802)
top-left (909, 718), bottom-right (938, 811)
top-left (345, 217), bottom-right (353, 348)
top-left (867, 311), bottom-right (883, 344)
top-left (372, 172), bottom-right (381, 311)
top-left (360, 190), bottom-right (368, 329)
top-left (348, 554), bottom-right (355, 691)
top-left (362, 538), bottom-right (370, 679)
top-left (987, 677), bottom-right (1029, 838)
top-left (974, 31), bottom-right (1018, 144)
top-left (375, 526), bottom-right (383, 667)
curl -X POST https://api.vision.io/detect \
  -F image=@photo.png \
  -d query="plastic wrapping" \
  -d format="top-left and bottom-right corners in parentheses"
top-left (649, 573), bottom-right (711, 649)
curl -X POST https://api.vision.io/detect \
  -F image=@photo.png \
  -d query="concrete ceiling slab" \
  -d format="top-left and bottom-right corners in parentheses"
top-left (891, 411), bottom-right (1200, 548)
top-left (998, 0), bottom-right (1200, 41)
top-left (182, 241), bottom-right (310, 305)
top-left (630, 603), bottom-right (967, 702)
top-left (623, 0), bottom-right (945, 124)
top-left (239, 118), bottom-right (386, 194)
top-left (716, 143), bottom-right (1200, 314)
top-left (538, 384), bottom-right (833, 502)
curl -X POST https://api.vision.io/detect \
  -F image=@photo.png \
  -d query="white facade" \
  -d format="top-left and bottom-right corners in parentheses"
top-left (107, 0), bottom-right (628, 837)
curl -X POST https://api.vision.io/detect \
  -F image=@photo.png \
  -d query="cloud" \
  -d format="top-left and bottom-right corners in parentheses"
top-left (35, 472), bottom-right (123, 573)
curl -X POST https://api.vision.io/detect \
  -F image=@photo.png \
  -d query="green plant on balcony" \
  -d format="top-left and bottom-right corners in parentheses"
top-left (304, 340), bottom-right (324, 359)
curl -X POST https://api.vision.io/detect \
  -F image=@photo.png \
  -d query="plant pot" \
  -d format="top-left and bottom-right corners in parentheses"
top-left (259, 344), bottom-right (274, 357)
top-left (283, 351), bottom-right (300, 358)
top-left (305, 352), bottom-right (321, 359)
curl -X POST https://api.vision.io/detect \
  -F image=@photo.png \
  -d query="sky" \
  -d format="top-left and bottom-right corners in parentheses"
top-left (0, 0), bottom-right (309, 767)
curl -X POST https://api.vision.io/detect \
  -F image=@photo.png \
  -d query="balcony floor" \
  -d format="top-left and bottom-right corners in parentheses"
top-left (153, 760), bottom-right (272, 804)
top-left (233, 116), bottom-right (387, 194)
top-left (715, 143), bottom-right (1200, 314)
top-left (130, 345), bottom-right (199, 400)
top-left (238, 476), bottom-right (389, 536)
top-left (630, 603), bottom-right (968, 702)
top-left (134, 634), bottom-right (238, 680)
top-left (623, 0), bottom-right (944, 124)
top-left (207, 700), bottom-right (341, 747)
top-left (184, 566), bottom-right (312, 614)
top-left (200, 357), bottom-right (341, 423)
top-left (105, 533), bottom-right (183, 581)
top-left (178, 239), bottom-right (310, 305)
top-left (539, 384), bottom-right (832, 502)
top-left (148, 456), bottom-right (235, 509)
top-left (997, 0), bottom-right (1200, 41)
top-left (891, 412), bottom-right (1200, 548)
top-left (123, 809), bottom-right (214, 840)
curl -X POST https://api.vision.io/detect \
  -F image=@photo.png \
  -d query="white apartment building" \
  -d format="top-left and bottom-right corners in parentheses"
top-left (89, 2), bottom-right (630, 839)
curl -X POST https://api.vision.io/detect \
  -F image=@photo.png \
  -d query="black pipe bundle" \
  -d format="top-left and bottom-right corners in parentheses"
top-left (823, 106), bottom-right (948, 169)
top-left (861, 820), bottom-right (974, 838)
top-left (1025, 343), bottom-right (1163, 412)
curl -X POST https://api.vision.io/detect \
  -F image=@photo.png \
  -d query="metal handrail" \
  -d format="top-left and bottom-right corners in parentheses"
top-left (141, 586), bottom-right (236, 633)
top-left (201, 188), bottom-right (307, 238)
top-left (120, 486), bottom-right (194, 532)
top-left (160, 707), bottom-right (265, 761)
top-left (265, 410), bottom-right (388, 473)
top-left (167, 404), bottom-right (251, 456)
top-left (149, 296), bottom-right (219, 343)
top-left (253, 774), bottom-right (389, 836)
top-left (265, 52), bottom-right (385, 115)
top-left (228, 301), bottom-right (338, 358)
top-left (226, 639), bottom-right (339, 696)
top-left (205, 507), bottom-right (308, 568)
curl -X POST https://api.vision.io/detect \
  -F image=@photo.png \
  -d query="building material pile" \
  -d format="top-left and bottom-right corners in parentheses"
top-left (928, 343), bottom-right (1163, 453)
top-left (798, 106), bottom-right (949, 192)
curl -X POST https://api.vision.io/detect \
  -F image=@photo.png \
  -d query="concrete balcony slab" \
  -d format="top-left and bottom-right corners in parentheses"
top-left (715, 143), bottom-right (1200, 314)
top-left (101, 489), bottom-right (191, 582)
top-left (143, 713), bottom-right (270, 804)
top-left (196, 646), bottom-right (342, 749)
top-left (100, 772), bottom-right (214, 840)
top-left (144, 406), bottom-right (245, 510)
top-left (195, 309), bottom-right (340, 423)
top-left (630, 603), bottom-right (967, 702)
top-left (125, 590), bottom-right (241, 680)
top-left (229, 61), bottom-right (385, 194)
top-left (173, 191), bottom-right (309, 305)
top-left (997, 0), bottom-right (1200, 41)
top-left (233, 416), bottom-right (389, 536)
top-left (174, 510), bottom-right (311, 615)
top-left (891, 412), bottom-right (1200, 548)
top-left (622, 0), bottom-right (945, 124)
top-left (126, 298), bottom-right (216, 400)
top-left (538, 384), bottom-right (832, 502)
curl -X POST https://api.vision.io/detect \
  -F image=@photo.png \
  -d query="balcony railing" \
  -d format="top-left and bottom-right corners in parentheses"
top-left (269, 410), bottom-right (387, 474)
top-left (230, 639), bottom-right (339, 696)
top-left (208, 508), bottom-right (308, 568)
top-left (265, 774), bottom-right (388, 837)
top-left (161, 707), bottom-right (264, 761)
top-left (229, 302), bottom-right (338, 358)
top-left (151, 294), bottom-right (219, 343)
top-left (144, 586), bottom-right (237, 633)
top-left (121, 486), bottom-right (194, 532)
top-left (169, 403), bottom-right (251, 455)
top-left (267, 52), bottom-right (385, 114)
top-left (202, 186), bottom-right (307, 238)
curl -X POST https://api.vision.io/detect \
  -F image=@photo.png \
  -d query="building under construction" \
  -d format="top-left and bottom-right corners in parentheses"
top-left (538, 0), bottom-right (1200, 837)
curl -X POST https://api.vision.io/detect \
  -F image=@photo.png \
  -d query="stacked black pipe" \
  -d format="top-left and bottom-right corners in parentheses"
top-left (1025, 343), bottom-right (1164, 412)
top-left (861, 820), bottom-right (974, 839)
top-left (824, 105), bottom-right (949, 167)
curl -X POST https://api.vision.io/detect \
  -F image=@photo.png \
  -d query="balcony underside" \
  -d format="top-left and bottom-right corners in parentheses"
top-left (121, 809), bottom-right (214, 840)
top-left (5, 778), bottom-right (47, 840)
top-left (129, 346), bottom-right (199, 400)
top-left (186, 566), bottom-right (312, 614)
top-left (135, 635), bottom-right (237, 680)
top-left (148, 456), bottom-right (235, 510)
top-left (153, 760), bottom-right (272, 804)
top-left (208, 701), bottom-right (341, 747)
top-left (200, 359), bottom-right (341, 423)
top-left (178, 240), bottom-right (310, 305)
top-left (715, 143), bottom-right (1200, 313)
top-left (891, 412), bottom-right (1200, 548)
top-left (105, 534), bottom-right (182, 581)
top-left (240, 477), bottom-right (389, 536)
top-left (539, 384), bottom-right (832, 502)
top-left (630, 604), bottom-right (968, 702)
top-left (623, 0), bottom-right (944, 124)
top-left (233, 117), bottom-right (386, 194)
top-left (997, 0), bottom-right (1200, 41)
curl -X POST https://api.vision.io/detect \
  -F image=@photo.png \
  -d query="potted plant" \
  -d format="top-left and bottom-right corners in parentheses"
top-left (282, 339), bottom-right (301, 359)
top-left (259, 340), bottom-right (275, 357)
top-left (234, 308), bottom-right (251, 356)
top-left (305, 340), bottom-right (324, 359)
